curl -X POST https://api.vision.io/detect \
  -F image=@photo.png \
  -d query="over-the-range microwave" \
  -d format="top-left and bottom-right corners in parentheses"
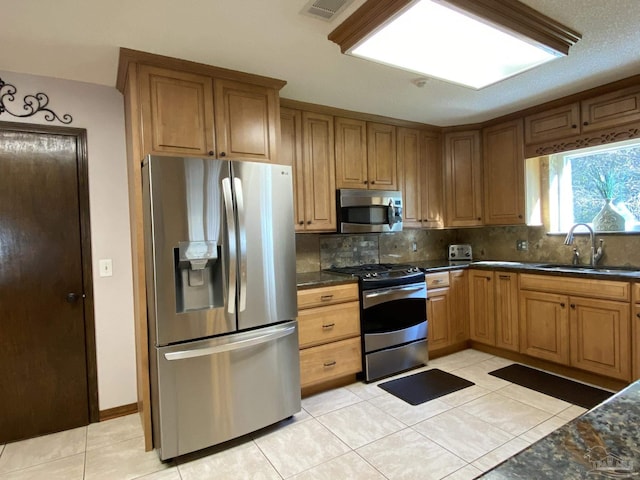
top-left (337, 189), bottom-right (403, 233)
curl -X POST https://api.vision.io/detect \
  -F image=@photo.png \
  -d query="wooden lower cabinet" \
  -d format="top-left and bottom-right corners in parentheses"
top-left (569, 297), bottom-right (630, 380)
top-left (469, 270), bottom-right (495, 345)
top-left (426, 270), bottom-right (468, 354)
top-left (297, 283), bottom-right (361, 391)
top-left (519, 290), bottom-right (570, 364)
top-left (494, 272), bottom-right (519, 351)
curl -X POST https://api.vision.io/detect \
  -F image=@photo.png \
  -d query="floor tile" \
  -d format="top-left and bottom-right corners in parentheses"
top-left (474, 356), bottom-right (515, 373)
top-left (442, 464), bottom-right (483, 480)
top-left (0, 453), bottom-right (84, 480)
top-left (414, 409), bottom-right (513, 462)
top-left (358, 428), bottom-right (467, 480)
top-left (316, 401), bottom-right (406, 449)
top-left (302, 387), bottom-right (362, 417)
top-left (460, 392), bottom-right (552, 436)
top-left (344, 380), bottom-right (387, 401)
top-left (84, 436), bottom-right (169, 480)
top-left (557, 405), bottom-right (588, 420)
top-left (449, 364), bottom-right (512, 391)
top-left (254, 418), bottom-right (350, 478)
top-left (472, 437), bottom-right (530, 472)
top-left (519, 416), bottom-right (570, 444)
top-left (87, 414), bottom-right (143, 451)
top-left (368, 393), bottom-right (452, 425)
top-left (290, 451), bottom-right (385, 480)
top-left (178, 442), bottom-right (279, 480)
top-left (132, 467), bottom-right (182, 480)
top-left (0, 427), bottom-right (86, 475)
top-left (439, 384), bottom-right (491, 407)
top-left (428, 349), bottom-right (493, 372)
top-left (496, 384), bottom-right (572, 414)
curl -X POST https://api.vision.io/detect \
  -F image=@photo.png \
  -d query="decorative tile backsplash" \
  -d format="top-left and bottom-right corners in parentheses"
top-left (295, 226), bottom-right (640, 272)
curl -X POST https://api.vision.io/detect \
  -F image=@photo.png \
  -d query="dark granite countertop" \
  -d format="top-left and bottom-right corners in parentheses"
top-left (296, 271), bottom-right (358, 290)
top-left (477, 380), bottom-right (640, 479)
top-left (296, 261), bottom-right (640, 289)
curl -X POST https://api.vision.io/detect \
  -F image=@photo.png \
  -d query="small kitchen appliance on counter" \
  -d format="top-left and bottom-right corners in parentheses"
top-left (448, 244), bottom-right (473, 262)
top-left (325, 263), bottom-right (427, 382)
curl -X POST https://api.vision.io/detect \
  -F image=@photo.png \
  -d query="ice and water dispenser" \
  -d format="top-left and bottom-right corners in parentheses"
top-left (174, 240), bottom-right (222, 313)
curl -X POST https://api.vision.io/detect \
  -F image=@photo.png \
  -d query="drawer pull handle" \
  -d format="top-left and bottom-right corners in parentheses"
top-left (322, 323), bottom-right (335, 329)
top-left (320, 295), bottom-right (334, 302)
top-left (499, 275), bottom-right (510, 279)
top-left (323, 360), bottom-right (337, 367)
top-left (433, 279), bottom-right (442, 284)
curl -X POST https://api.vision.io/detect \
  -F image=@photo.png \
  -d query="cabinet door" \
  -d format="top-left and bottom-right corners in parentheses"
top-left (427, 287), bottom-right (450, 351)
top-left (138, 65), bottom-right (215, 155)
top-left (302, 112), bottom-right (336, 231)
top-left (483, 120), bottom-right (525, 225)
top-left (494, 272), bottom-right (519, 352)
top-left (367, 123), bottom-right (397, 190)
top-left (569, 297), bottom-right (631, 380)
top-left (421, 130), bottom-right (444, 228)
top-left (634, 302), bottom-right (640, 381)
top-left (519, 290), bottom-right (569, 364)
top-left (524, 103), bottom-right (580, 144)
top-left (581, 85), bottom-right (640, 133)
top-left (214, 79), bottom-right (278, 162)
top-left (397, 128), bottom-right (422, 228)
top-left (280, 108), bottom-right (305, 231)
top-left (468, 270), bottom-right (495, 345)
top-left (444, 131), bottom-right (482, 226)
top-left (335, 117), bottom-right (368, 189)
top-left (449, 270), bottom-right (469, 343)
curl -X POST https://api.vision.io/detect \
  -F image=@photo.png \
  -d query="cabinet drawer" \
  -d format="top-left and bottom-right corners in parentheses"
top-left (297, 283), bottom-right (358, 309)
top-left (520, 274), bottom-right (630, 301)
top-left (298, 301), bottom-right (360, 348)
top-left (299, 337), bottom-right (362, 387)
top-left (425, 271), bottom-right (450, 288)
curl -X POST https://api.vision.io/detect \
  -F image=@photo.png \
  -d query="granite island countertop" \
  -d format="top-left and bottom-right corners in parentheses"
top-left (477, 380), bottom-right (640, 479)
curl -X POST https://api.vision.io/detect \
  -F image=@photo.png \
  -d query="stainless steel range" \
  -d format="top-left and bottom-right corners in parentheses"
top-left (326, 264), bottom-right (428, 382)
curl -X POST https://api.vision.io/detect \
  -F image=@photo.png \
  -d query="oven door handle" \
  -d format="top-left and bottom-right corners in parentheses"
top-left (363, 284), bottom-right (426, 308)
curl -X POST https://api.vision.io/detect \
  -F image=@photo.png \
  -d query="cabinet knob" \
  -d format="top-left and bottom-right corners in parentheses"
top-left (371, 180), bottom-right (375, 185)
top-left (477, 217), bottom-right (482, 221)
top-left (560, 302), bottom-right (565, 307)
top-left (637, 313), bottom-right (640, 318)
top-left (518, 214), bottom-right (523, 219)
top-left (219, 151), bottom-right (227, 157)
top-left (570, 304), bottom-right (576, 309)
top-left (363, 180), bottom-right (368, 185)
top-left (571, 124), bottom-right (577, 129)
top-left (583, 121), bottom-right (589, 126)
top-left (208, 150), bottom-right (215, 156)
top-left (298, 221), bottom-right (304, 225)
top-left (307, 220), bottom-right (312, 225)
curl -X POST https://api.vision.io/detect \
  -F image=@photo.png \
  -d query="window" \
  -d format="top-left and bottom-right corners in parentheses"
top-left (546, 138), bottom-right (640, 233)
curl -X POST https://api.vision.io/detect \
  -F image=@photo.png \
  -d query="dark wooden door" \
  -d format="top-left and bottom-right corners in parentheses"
top-left (0, 125), bottom-right (96, 443)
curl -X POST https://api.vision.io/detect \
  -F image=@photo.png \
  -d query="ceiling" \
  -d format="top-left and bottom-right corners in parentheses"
top-left (3, 0), bottom-right (640, 126)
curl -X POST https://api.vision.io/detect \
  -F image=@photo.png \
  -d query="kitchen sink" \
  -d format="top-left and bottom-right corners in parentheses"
top-left (471, 261), bottom-right (527, 267)
top-left (535, 264), bottom-right (639, 274)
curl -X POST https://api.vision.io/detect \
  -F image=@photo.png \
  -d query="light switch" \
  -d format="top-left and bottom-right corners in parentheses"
top-left (99, 259), bottom-right (113, 277)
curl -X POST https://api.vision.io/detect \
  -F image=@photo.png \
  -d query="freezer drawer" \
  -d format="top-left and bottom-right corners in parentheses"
top-left (152, 321), bottom-right (301, 460)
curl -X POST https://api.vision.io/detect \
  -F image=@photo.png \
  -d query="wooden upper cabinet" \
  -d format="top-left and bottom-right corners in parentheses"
top-left (421, 131), bottom-right (444, 228)
top-left (397, 127), bottom-right (422, 228)
top-left (335, 117), bottom-right (368, 189)
top-left (301, 112), bottom-right (336, 232)
top-left (581, 85), bottom-right (640, 133)
top-left (367, 122), bottom-right (397, 190)
top-left (280, 108), bottom-right (305, 230)
top-left (482, 119), bottom-right (525, 225)
top-left (444, 130), bottom-right (483, 227)
top-left (138, 65), bottom-right (215, 155)
top-left (524, 103), bottom-right (580, 145)
top-left (214, 79), bottom-right (278, 162)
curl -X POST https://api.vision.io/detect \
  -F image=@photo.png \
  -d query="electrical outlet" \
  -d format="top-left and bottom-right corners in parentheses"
top-left (516, 240), bottom-right (528, 251)
top-left (99, 259), bottom-right (113, 277)
top-left (412, 242), bottom-right (417, 252)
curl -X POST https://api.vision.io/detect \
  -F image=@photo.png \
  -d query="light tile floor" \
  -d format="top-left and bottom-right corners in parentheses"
top-left (0, 349), bottom-right (593, 480)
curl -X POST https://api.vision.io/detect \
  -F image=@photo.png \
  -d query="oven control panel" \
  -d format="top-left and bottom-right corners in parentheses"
top-left (448, 244), bottom-right (472, 261)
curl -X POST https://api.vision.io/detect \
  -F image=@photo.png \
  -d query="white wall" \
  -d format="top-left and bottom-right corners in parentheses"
top-left (0, 70), bottom-right (136, 411)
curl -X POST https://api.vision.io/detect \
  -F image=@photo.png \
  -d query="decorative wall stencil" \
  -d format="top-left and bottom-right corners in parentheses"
top-left (0, 78), bottom-right (73, 124)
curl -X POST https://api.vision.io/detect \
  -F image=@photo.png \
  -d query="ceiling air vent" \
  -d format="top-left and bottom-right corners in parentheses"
top-left (301, 0), bottom-right (354, 21)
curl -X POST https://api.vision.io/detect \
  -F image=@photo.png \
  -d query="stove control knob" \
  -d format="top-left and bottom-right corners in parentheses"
top-left (365, 273), bottom-right (371, 278)
top-left (372, 272), bottom-right (378, 277)
top-left (451, 253), bottom-right (456, 257)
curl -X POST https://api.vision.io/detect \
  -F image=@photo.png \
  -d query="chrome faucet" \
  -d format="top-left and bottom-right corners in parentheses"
top-left (563, 223), bottom-right (604, 266)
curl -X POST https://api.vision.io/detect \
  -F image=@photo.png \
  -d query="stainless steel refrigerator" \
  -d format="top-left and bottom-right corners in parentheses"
top-left (142, 155), bottom-right (301, 460)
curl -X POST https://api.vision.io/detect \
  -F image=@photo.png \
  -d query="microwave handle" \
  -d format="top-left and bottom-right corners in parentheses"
top-left (387, 200), bottom-right (397, 228)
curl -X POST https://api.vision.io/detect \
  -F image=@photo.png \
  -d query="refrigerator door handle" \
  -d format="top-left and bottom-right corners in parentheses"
top-left (163, 324), bottom-right (296, 361)
top-left (222, 177), bottom-right (236, 314)
top-left (234, 177), bottom-right (247, 312)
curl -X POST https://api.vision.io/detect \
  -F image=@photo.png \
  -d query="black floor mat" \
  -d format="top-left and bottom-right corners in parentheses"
top-left (378, 369), bottom-right (475, 406)
top-left (489, 364), bottom-right (613, 409)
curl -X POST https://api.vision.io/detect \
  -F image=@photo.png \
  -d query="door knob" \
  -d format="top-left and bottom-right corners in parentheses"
top-left (66, 293), bottom-right (81, 303)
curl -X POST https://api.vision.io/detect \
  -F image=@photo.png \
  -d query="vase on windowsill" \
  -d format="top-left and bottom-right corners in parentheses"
top-left (592, 199), bottom-right (625, 231)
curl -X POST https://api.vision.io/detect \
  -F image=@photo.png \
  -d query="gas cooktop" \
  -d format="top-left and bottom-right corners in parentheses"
top-left (325, 263), bottom-right (424, 288)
